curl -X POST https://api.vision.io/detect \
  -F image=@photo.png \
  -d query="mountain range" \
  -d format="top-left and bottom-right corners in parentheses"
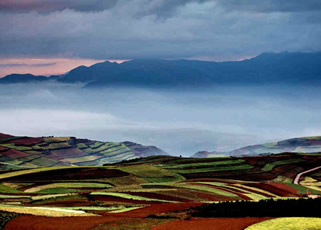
top-left (1, 52), bottom-right (320, 88)
top-left (193, 136), bottom-right (321, 157)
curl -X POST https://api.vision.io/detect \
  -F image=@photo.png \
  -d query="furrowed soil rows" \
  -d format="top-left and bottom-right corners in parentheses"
top-left (4, 215), bottom-right (121, 230)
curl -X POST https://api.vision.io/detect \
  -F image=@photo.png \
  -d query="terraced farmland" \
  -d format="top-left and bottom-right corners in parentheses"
top-left (1, 133), bottom-right (321, 229)
top-left (0, 133), bottom-right (167, 170)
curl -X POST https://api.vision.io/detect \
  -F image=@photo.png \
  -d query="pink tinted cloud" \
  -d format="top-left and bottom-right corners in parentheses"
top-left (0, 58), bottom-right (128, 78)
top-left (0, 0), bottom-right (70, 12)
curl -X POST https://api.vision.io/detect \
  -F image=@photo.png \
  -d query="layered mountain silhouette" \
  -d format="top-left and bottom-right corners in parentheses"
top-left (0, 74), bottom-right (47, 84)
top-left (193, 136), bottom-right (321, 157)
top-left (1, 52), bottom-right (320, 87)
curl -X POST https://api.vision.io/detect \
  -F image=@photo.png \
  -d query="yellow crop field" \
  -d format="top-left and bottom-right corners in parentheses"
top-left (61, 155), bottom-right (100, 164)
top-left (0, 205), bottom-right (97, 217)
top-left (246, 217), bottom-right (321, 230)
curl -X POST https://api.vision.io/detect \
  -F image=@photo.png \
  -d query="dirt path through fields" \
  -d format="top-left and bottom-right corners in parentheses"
top-left (294, 166), bottom-right (321, 184)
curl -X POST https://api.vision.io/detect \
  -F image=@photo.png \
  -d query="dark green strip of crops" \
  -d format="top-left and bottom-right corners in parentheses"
top-left (172, 164), bottom-right (254, 174)
top-left (163, 159), bottom-right (246, 169)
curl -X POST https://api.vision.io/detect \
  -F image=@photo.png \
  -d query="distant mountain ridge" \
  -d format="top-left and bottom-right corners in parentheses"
top-left (0, 74), bottom-right (47, 84)
top-left (193, 136), bottom-right (321, 157)
top-left (0, 133), bottom-right (167, 170)
top-left (1, 52), bottom-right (320, 87)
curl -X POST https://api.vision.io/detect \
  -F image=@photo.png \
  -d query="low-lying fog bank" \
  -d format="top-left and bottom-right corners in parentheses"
top-left (1, 83), bottom-right (321, 156)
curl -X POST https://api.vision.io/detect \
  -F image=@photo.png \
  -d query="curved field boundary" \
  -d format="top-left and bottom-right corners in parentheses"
top-left (245, 217), bottom-right (321, 230)
top-left (90, 192), bottom-right (176, 203)
top-left (294, 166), bottom-right (321, 185)
top-left (262, 159), bottom-right (304, 172)
top-left (0, 205), bottom-right (97, 217)
top-left (0, 166), bottom-right (113, 180)
top-left (24, 182), bottom-right (112, 193)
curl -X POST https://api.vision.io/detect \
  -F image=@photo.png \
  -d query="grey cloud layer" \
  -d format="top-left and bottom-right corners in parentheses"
top-left (0, 0), bottom-right (320, 59)
top-left (217, 0), bottom-right (321, 13)
top-left (1, 0), bottom-right (320, 13)
top-left (0, 0), bottom-right (205, 15)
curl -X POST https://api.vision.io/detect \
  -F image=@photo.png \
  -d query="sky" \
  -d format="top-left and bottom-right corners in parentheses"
top-left (0, 0), bottom-right (321, 76)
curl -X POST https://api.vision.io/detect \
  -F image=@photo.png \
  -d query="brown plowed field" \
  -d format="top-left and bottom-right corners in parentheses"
top-left (0, 133), bottom-right (13, 139)
top-left (2, 149), bottom-right (29, 159)
top-left (266, 182), bottom-right (300, 194)
top-left (4, 215), bottom-right (121, 230)
top-left (152, 217), bottom-right (273, 230)
top-left (10, 137), bottom-right (43, 146)
top-left (49, 148), bottom-right (88, 160)
top-left (104, 202), bottom-right (203, 218)
top-left (248, 183), bottom-right (300, 197)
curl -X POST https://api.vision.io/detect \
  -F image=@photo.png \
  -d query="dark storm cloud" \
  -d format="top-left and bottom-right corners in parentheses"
top-left (0, 0), bottom-right (320, 60)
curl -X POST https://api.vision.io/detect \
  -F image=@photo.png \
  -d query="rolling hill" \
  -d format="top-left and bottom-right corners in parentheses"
top-left (1, 132), bottom-right (321, 229)
top-left (0, 133), bottom-right (167, 170)
top-left (0, 52), bottom-right (320, 88)
top-left (0, 152), bottom-right (320, 229)
top-left (193, 136), bottom-right (321, 157)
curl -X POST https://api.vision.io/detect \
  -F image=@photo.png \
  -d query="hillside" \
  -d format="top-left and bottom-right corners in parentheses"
top-left (1, 52), bottom-right (320, 87)
top-left (0, 152), bottom-right (320, 229)
top-left (0, 133), bottom-right (167, 170)
top-left (193, 136), bottom-right (321, 158)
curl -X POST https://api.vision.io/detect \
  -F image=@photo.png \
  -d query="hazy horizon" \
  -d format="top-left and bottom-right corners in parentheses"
top-left (1, 82), bottom-right (321, 156)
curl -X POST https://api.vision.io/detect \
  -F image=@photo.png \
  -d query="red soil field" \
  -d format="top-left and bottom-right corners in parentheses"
top-left (10, 137), bottom-right (43, 146)
top-left (0, 146), bottom-right (8, 151)
top-left (49, 148), bottom-right (87, 160)
top-left (2, 149), bottom-right (29, 159)
top-left (152, 217), bottom-right (273, 230)
top-left (0, 133), bottom-right (12, 139)
top-left (271, 164), bottom-right (302, 179)
top-left (266, 182), bottom-right (300, 195)
top-left (5, 215), bottom-right (122, 230)
top-left (247, 183), bottom-right (300, 197)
